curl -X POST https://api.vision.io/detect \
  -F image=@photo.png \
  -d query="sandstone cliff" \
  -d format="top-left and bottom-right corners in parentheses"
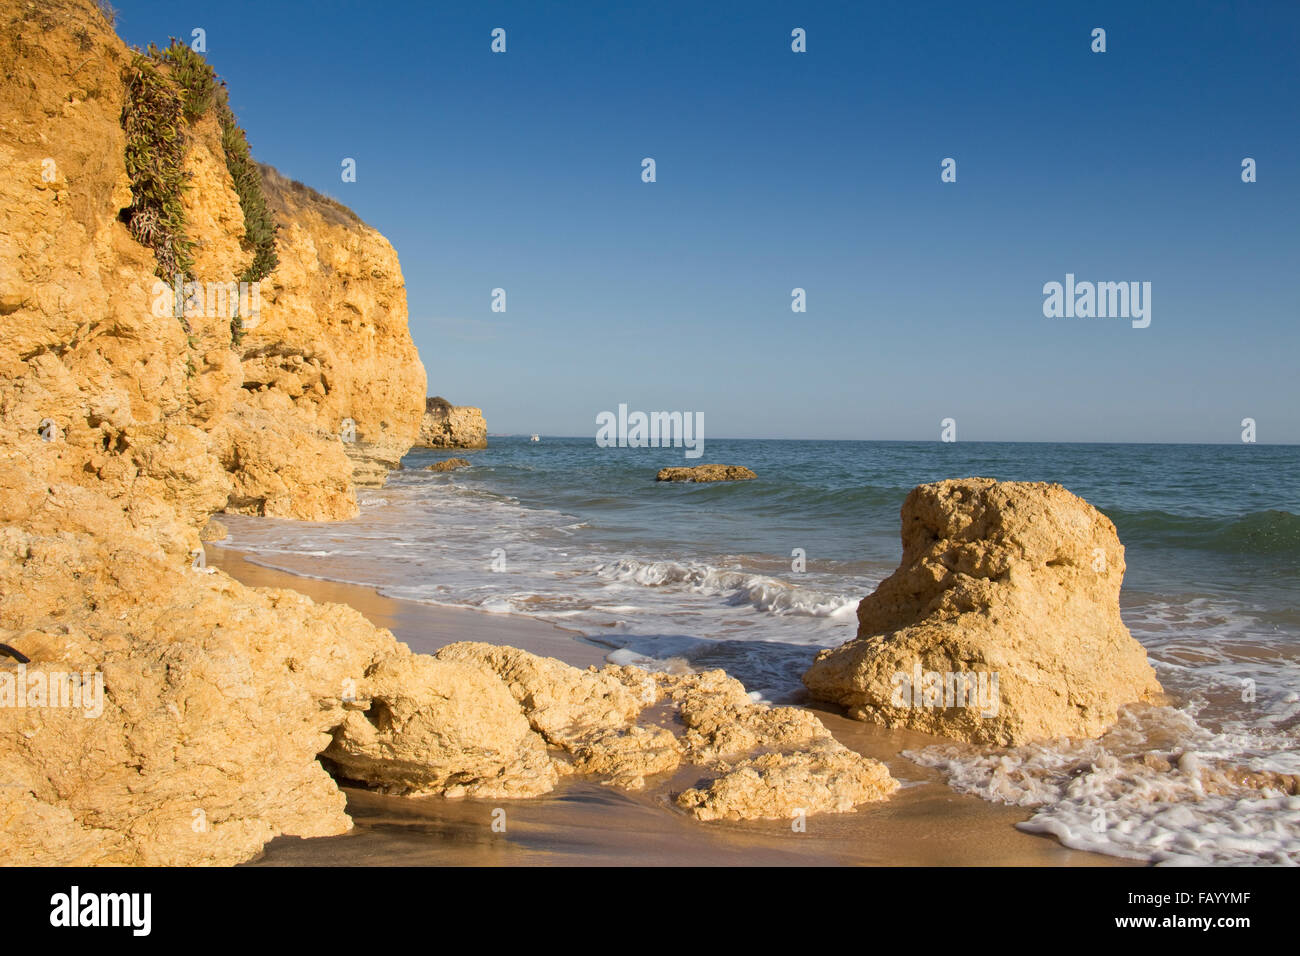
top-left (416, 396), bottom-right (487, 449)
top-left (237, 165), bottom-right (425, 495)
top-left (803, 478), bottom-right (1163, 745)
top-left (0, 0), bottom-right (423, 862)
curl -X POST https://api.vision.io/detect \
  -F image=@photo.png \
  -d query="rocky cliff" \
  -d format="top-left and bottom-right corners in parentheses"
top-left (416, 396), bottom-right (487, 448)
top-left (0, 0), bottom-right (424, 862)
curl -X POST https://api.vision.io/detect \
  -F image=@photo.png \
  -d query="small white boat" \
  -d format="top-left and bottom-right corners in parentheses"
top-left (530, 434), bottom-right (540, 442)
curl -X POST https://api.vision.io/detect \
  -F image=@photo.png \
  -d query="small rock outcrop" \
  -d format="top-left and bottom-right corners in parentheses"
top-left (321, 654), bottom-right (559, 799)
top-left (802, 478), bottom-right (1163, 746)
top-left (324, 642), bottom-right (899, 817)
top-left (656, 464), bottom-right (756, 483)
top-left (426, 457), bottom-right (470, 472)
top-left (417, 397), bottom-right (487, 449)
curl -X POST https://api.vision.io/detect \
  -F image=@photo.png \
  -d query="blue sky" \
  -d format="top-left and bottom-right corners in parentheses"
top-left (115, 0), bottom-right (1299, 442)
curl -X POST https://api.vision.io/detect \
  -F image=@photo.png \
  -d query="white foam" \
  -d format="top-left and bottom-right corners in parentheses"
top-left (595, 557), bottom-right (860, 619)
top-left (908, 706), bottom-right (1300, 865)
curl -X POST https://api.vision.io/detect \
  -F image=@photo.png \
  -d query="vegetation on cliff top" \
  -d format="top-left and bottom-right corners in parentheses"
top-left (120, 38), bottom-right (279, 346)
top-left (153, 40), bottom-right (279, 286)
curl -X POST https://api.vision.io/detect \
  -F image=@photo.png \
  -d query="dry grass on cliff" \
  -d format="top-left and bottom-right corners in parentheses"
top-left (256, 162), bottom-right (366, 230)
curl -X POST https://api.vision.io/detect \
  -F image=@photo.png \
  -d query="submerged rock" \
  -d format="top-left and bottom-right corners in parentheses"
top-left (803, 478), bottom-right (1163, 746)
top-left (655, 464), bottom-right (756, 482)
top-left (426, 457), bottom-right (470, 472)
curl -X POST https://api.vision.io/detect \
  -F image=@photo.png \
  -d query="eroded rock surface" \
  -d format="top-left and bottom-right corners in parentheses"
top-left (803, 478), bottom-right (1163, 745)
top-left (417, 397), bottom-right (487, 449)
top-left (0, 0), bottom-right (426, 864)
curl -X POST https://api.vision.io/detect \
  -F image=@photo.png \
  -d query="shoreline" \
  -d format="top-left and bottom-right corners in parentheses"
top-left (209, 544), bottom-right (1130, 867)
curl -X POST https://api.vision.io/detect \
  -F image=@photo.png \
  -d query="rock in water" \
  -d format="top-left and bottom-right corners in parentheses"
top-left (417, 397), bottom-right (487, 448)
top-left (655, 464), bottom-right (756, 482)
top-left (425, 457), bottom-right (470, 472)
top-left (802, 478), bottom-right (1163, 745)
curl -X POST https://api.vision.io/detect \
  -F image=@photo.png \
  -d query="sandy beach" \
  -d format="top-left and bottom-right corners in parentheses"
top-left (209, 546), bottom-right (1127, 867)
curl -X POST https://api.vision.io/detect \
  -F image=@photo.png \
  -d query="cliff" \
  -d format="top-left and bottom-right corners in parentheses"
top-left (0, 0), bottom-right (425, 862)
top-left (416, 396), bottom-right (487, 448)
top-left (239, 165), bottom-right (426, 494)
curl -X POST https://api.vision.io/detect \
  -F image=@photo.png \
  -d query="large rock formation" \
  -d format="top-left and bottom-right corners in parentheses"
top-left (211, 163), bottom-right (425, 508)
top-left (240, 165), bottom-right (425, 495)
top-left (803, 478), bottom-right (1163, 746)
top-left (0, 0), bottom-right (426, 863)
top-left (417, 397), bottom-right (487, 448)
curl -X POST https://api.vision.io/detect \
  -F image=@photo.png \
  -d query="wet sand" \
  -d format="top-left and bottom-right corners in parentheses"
top-left (210, 545), bottom-right (1129, 867)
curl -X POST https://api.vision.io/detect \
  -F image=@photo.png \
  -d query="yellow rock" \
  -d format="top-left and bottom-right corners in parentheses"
top-left (656, 464), bottom-right (756, 482)
top-left (417, 397), bottom-right (487, 448)
top-left (803, 478), bottom-right (1164, 745)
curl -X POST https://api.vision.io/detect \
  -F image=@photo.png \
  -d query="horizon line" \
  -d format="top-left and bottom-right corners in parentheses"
top-left (477, 436), bottom-right (1299, 447)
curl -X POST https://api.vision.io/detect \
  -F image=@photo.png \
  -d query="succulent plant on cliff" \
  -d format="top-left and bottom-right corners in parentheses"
top-left (121, 52), bottom-right (193, 282)
top-left (216, 88), bottom-right (279, 284)
top-left (153, 40), bottom-right (216, 122)
top-left (152, 40), bottom-right (280, 287)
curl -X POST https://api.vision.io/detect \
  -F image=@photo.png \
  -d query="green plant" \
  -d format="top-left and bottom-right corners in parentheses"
top-left (150, 40), bottom-right (279, 285)
top-left (122, 40), bottom-right (279, 346)
top-left (153, 40), bottom-right (216, 122)
top-left (215, 87), bottom-right (279, 283)
top-left (120, 52), bottom-right (193, 281)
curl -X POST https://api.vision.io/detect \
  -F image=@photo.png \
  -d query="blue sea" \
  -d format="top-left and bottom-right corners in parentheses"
top-left (219, 438), bottom-right (1300, 864)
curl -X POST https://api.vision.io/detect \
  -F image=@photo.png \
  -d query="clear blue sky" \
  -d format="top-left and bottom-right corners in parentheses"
top-left (115, 0), bottom-right (1299, 443)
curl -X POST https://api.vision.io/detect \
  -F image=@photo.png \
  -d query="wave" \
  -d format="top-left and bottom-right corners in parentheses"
top-left (672, 481), bottom-right (914, 517)
top-left (1108, 508), bottom-right (1300, 556)
top-left (595, 557), bottom-right (860, 619)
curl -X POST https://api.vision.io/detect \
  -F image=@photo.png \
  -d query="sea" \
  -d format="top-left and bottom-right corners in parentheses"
top-left (217, 437), bottom-right (1300, 865)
